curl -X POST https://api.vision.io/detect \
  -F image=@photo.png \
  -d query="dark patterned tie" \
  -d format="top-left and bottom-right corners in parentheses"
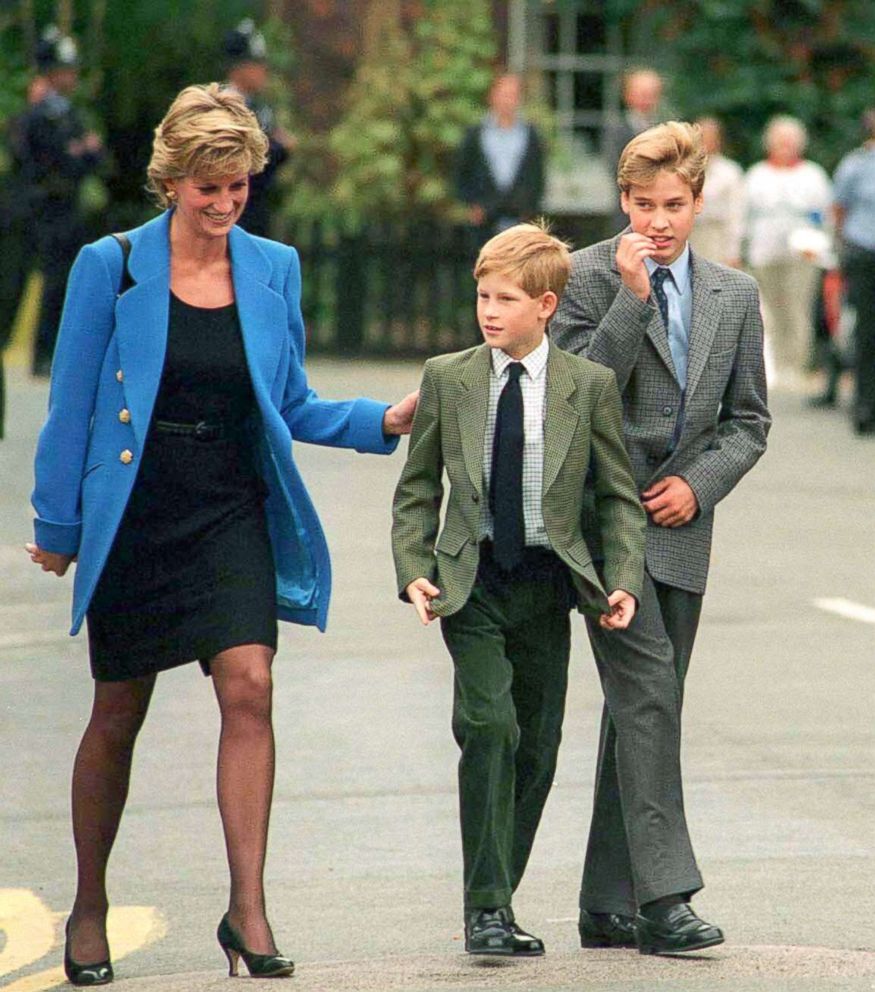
top-left (490, 362), bottom-right (525, 571)
top-left (651, 266), bottom-right (671, 328)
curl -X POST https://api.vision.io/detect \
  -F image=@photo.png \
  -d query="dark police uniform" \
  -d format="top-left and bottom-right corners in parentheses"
top-left (224, 20), bottom-right (289, 238)
top-left (0, 97), bottom-right (37, 436)
top-left (23, 29), bottom-right (103, 375)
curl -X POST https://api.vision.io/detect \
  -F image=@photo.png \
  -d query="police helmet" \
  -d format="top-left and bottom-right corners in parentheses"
top-left (35, 25), bottom-right (79, 72)
top-left (224, 19), bottom-right (267, 65)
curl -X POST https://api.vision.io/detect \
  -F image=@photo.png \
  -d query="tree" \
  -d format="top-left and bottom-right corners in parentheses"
top-left (635, 0), bottom-right (875, 170)
top-left (323, 0), bottom-right (497, 223)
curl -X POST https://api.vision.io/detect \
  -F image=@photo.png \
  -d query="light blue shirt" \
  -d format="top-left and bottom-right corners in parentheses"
top-left (833, 145), bottom-right (875, 252)
top-left (479, 113), bottom-right (529, 192)
top-left (646, 247), bottom-right (693, 388)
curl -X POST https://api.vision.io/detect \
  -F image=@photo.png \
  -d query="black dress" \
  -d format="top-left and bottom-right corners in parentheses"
top-left (87, 293), bottom-right (278, 682)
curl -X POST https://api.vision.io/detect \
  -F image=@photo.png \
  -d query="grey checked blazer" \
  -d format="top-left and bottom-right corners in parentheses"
top-left (551, 234), bottom-right (771, 594)
top-left (391, 340), bottom-right (646, 618)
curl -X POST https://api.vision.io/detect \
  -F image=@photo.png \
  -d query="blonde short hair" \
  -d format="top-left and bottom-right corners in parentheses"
top-left (473, 222), bottom-right (572, 298)
top-left (146, 83), bottom-right (269, 208)
top-left (617, 121), bottom-right (707, 197)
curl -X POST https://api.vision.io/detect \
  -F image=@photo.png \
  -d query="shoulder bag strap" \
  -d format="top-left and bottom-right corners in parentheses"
top-left (111, 232), bottom-right (135, 296)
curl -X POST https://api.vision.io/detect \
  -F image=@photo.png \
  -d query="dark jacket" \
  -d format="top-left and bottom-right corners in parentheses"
top-left (454, 121), bottom-right (544, 228)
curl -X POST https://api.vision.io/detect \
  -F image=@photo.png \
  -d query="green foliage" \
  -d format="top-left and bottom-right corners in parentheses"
top-left (642, 0), bottom-right (875, 171)
top-left (317, 0), bottom-right (498, 224)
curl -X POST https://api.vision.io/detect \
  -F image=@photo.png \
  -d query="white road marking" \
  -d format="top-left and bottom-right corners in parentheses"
top-left (814, 597), bottom-right (875, 625)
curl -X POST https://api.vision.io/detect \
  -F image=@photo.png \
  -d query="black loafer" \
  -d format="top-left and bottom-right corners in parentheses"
top-left (465, 907), bottom-right (545, 956)
top-left (578, 910), bottom-right (637, 948)
top-left (635, 903), bottom-right (724, 955)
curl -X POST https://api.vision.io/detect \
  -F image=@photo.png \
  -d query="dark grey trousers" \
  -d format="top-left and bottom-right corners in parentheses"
top-left (441, 551), bottom-right (573, 910)
top-left (580, 571), bottom-right (704, 915)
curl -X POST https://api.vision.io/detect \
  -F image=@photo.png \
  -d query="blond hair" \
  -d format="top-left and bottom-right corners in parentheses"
top-left (473, 222), bottom-right (572, 298)
top-left (617, 121), bottom-right (707, 197)
top-left (146, 83), bottom-right (269, 208)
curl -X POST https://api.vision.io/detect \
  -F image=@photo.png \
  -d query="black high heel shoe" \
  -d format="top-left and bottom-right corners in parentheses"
top-left (216, 913), bottom-right (294, 978)
top-left (64, 919), bottom-right (114, 986)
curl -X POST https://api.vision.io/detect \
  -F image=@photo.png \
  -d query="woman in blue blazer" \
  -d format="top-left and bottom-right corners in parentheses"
top-left (27, 84), bottom-right (415, 983)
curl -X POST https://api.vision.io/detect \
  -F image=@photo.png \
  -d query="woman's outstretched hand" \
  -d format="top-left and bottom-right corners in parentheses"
top-left (24, 542), bottom-right (75, 577)
top-left (382, 390), bottom-right (419, 435)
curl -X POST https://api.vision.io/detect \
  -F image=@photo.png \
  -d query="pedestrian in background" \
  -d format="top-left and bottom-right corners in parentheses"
top-left (0, 74), bottom-right (49, 438)
top-left (21, 27), bottom-right (103, 377)
top-left (454, 72), bottom-right (545, 237)
top-left (224, 19), bottom-right (296, 238)
top-left (689, 117), bottom-right (745, 268)
top-left (27, 82), bottom-right (416, 985)
top-left (744, 115), bottom-right (832, 388)
top-left (605, 68), bottom-right (663, 174)
top-left (553, 122), bottom-right (770, 956)
top-left (605, 68), bottom-right (663, 230)
top-left (832, 107), bottom-right (875, 436)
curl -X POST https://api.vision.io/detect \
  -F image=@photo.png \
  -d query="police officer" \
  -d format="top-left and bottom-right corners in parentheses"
top-left (224, 19), bottom-right (295, 238)
top-left (1, 75), bottom-right (49, 437)
top-left (23, 27), bottom-right (103, 376)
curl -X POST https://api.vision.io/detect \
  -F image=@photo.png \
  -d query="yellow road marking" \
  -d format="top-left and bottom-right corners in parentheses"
top-left (0, 895), bottom-right (165, 992)
top-left (0, 890), bottom-right (55, 976)
top-left (4, 271), bottom-right (42, 368)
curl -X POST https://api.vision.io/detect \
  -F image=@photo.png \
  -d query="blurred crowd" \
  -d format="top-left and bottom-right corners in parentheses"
top-left (2, 31), bottom-right (874, 439)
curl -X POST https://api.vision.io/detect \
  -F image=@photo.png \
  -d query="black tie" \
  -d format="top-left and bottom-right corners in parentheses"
top-left (651, 267), bottom-right (671, 329)
top-left (490, 362), bottom-right (525, 571)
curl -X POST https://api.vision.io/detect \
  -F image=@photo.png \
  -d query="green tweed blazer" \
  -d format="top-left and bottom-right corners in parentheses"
top-left (391, 339), bottom-right (646, 618)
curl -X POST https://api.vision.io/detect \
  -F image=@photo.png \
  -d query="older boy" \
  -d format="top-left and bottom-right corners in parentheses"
top-left (392, 224), bottom-right (646, 956)
top-left (552, 122), bottom-right (770, 953)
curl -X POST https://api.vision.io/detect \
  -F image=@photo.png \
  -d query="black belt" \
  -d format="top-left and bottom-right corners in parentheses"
top-left (153, 419), bottom-right (228, 441)
top-left (479, 539), bottom-right (565, 575)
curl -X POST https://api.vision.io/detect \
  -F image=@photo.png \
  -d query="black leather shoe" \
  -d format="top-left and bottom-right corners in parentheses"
top-left (216, 914), bottom-right (294, 977)
top-left (578, 910), bottom-right (637, 948)
top-left (465, 906), bottom-right (545, 956)
top-left (64, 920), bottom-right (113, 986)
top-left (636, 902), bottom-right (724, 955)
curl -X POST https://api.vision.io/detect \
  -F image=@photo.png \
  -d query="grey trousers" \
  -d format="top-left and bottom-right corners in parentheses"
top-left (580, 572), bottom-right (704, 915)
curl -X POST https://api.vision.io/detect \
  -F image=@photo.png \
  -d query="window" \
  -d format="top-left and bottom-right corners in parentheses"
top-left (509, 0), bottom-right (625, 212)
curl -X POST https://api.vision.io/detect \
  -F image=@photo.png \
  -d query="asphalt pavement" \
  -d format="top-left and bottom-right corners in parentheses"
top-left (1, 361), bottom-right (873, 992)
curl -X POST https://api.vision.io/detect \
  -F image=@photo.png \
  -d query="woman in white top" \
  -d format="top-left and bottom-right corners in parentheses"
top-left (744, 115), bottom-right (832, 385)
top-left (690, 117), bottom-right (745, 268)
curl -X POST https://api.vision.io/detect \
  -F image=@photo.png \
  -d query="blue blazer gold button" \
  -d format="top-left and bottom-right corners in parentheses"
top-left (119, 408), bottom-right (131, 424)
top-left (116, 369), bottom-right (124, 382)
top-left (119, 449), bottom-right (133, 464)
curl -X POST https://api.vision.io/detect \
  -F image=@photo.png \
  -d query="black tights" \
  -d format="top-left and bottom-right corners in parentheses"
top-left (67, 645), bottom-right (277, 963)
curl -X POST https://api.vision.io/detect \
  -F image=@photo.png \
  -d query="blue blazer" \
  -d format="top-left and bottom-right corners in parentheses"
top-left (32, 210), bottom-right (398, 636)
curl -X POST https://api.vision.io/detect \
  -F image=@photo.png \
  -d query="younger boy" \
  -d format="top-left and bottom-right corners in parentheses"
top-left (391, 224), bottom-right (646, 956)
top-left (552, 122), bottom-right (770, 953)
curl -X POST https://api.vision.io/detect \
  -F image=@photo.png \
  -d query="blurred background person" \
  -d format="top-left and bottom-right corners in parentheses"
top-left (0, 73), bottom-right (49, 438)
top-left (224, 18), bottom-right (296, 238)
top-left (22, 27), bottom-right (103, 377)
top-left (689, 116), bottom-right (744, 267)
top-left (744, 115), bottom-right (831, 389)
top-left (604, 68), bottom-right (663, 228)
top-left (606, 68), bottom-right (664, 172)
top-left (454, 71), bottom-right (545, 237)
top-left (832, 108), bottom-right (875, 436)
